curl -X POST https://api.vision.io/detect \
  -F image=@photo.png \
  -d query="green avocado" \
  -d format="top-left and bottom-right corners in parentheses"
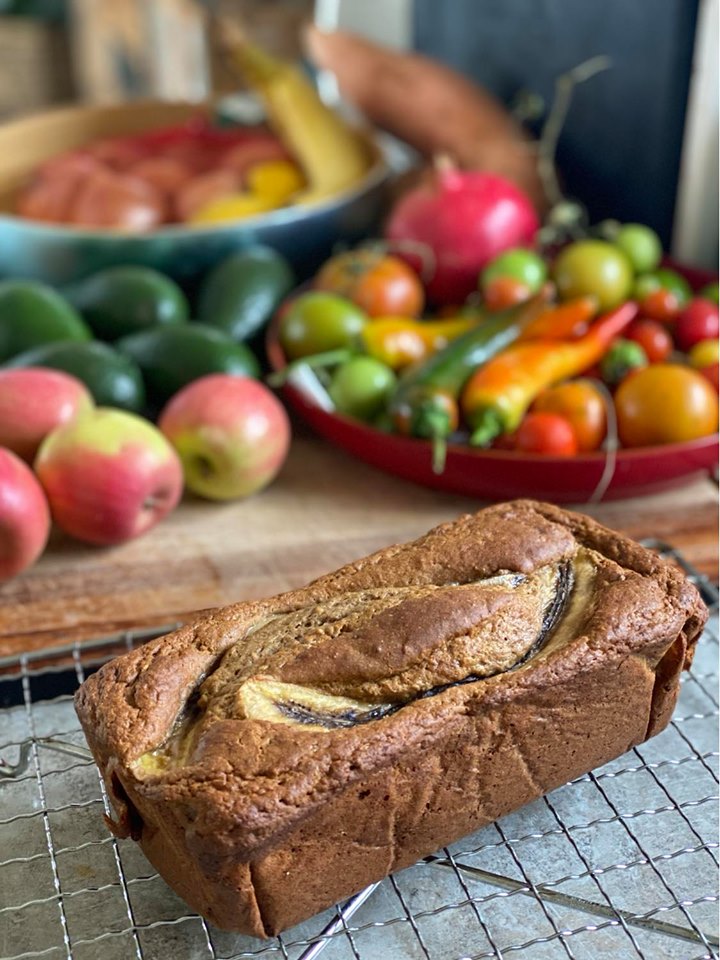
top-left (64, 265), bottom-right (190, 341)
top-left (198, 246), bottom-right (295, 342)
top-left (117, 324), bottom-right (260, 404)
top-left (0, 280), bottom-right (91, 362)
top-left (6, 341), bottom-right (145, 412)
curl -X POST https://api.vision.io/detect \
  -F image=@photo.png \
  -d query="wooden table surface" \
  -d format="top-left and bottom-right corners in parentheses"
top-left (1, 430), bottom-right (717, 658)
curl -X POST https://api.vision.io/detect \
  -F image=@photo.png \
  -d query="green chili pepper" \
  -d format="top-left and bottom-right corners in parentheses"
top-left (387, 290), bottom-right (552, 472)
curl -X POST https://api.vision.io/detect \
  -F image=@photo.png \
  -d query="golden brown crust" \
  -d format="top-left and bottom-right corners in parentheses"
top-left (74, 500), bottom-right (707, 937)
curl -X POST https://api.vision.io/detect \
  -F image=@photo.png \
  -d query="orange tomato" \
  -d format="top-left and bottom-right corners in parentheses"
top-left (315, 249), bottom-right (425, 318)
top-left (615, 364), bottom-right (719, 446)
top-left (532, 379), bottom-right (607, 452)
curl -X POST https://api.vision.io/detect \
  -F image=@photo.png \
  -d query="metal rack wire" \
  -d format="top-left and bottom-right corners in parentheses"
top-left (1, 542), bottom-right (718, 960)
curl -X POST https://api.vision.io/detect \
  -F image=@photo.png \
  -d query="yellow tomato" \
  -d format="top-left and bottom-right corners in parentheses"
top-left (689, 339), bottom-right (720, 368)
top-left (615, 364), bottom-right (719, 446)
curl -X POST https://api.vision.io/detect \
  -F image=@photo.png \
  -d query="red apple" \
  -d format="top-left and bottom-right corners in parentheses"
top-left (0, 448), bottom-right (51, 580)
top-left (158, 374), bottom-right (290, 500)
top-left (0, 368), bottom-right (94, 462)
top-left (35, 408), bottom-right (183, 545)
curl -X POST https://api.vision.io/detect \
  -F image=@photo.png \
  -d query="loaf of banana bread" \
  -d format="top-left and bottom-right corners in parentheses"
top-left (75, 500), bottom-right (707, 937)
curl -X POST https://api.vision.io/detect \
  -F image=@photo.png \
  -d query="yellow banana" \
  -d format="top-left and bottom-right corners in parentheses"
top-left (227, 40), bottom-right (371, 206)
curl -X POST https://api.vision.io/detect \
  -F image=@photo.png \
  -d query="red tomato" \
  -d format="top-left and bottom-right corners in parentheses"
top-left (639, 288), bottom-right (681, 322)
top-left (514, 412), bottom-right (578, 456)
top-left (483, 276), bottom-right (531, 312)
top-left (674, 298), bottom-right (720, 352)
top-left (626, 319), bottom-right (673, 363)
top-left (69, 170), bottom-right (166, 231)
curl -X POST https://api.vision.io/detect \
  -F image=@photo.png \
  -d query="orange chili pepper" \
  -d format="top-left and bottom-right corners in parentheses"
top-left (520, 296), bottom-right (598, 341)
top-left (360, 315), bottom-right (478, 369)
top-left (462, 301), bottom-right (638, 445)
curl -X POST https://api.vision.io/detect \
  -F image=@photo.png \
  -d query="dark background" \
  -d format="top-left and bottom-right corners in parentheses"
top-left (414, 0), bottom-right (700, 247)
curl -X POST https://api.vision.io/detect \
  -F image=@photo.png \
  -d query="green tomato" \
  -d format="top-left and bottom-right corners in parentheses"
top-left (280, 292), bottom-right (367, 360)
top-left (600, 339), bottom-right (648, 387)
top-left (699, 281), bottom-right (719, 306)
top-left (553, 240), bottom-right (633, 310)
top-left (614, 223), bottom-right (662, 274)
top-left (633, 268), bottom-right (692, 307)
top-left (480, 248), bottom-right (547, 293)
top-left (329, 356), bottom-right (396, 421)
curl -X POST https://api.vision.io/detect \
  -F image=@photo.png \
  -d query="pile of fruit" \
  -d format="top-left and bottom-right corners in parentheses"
top-left (0, 245), bottom-right (294, 582)
top-left (276, 228), bottom-right (719, 470)
top-left (16, 121), bottom-right (303, 230)
top-left (13, 38), bottom-right (371, 231)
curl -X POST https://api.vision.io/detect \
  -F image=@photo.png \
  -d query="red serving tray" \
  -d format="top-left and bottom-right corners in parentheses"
top-left (267, 264), bottom-right (718, 503)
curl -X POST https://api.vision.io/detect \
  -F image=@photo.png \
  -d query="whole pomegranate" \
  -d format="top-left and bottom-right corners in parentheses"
top-left (385, 160), bottom-right (539, 305)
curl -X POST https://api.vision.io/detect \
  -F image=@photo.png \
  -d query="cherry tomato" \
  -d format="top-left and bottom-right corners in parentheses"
top-left (553, 240), bottom-right (633, 310)
top-left (328, 357), bottom-right (396, 421)
top-left (600, 339), bottom-right (648, 387)
top-left (674, 298), bottom-right (720, 352)
top-left (514, 412), bottom-right (578, 456)
top-left (483, 276), bottom-right (531, 311)
top-left (689, 339), bottom-right (720, 368)
top-left (700, 364), bottom-right (719, 393)
top-left (532, 380), bottom-right (607, 452)
top-left (615, 364), bottom-right (719, 446)
top-left (280, 292), bottom-right (367, 359)
top-left (634, 268), bottom-right (692, 310)
top-left (626, 319), bottom-right (673, 363)
top-left (315, 249), bottom-right (425, 318)
top-left (481, 248), bottom-right (547, 294)
top-left (638, 288), bottom-right (681, 322)
top-left (614, 223), bottom-right (662, 273)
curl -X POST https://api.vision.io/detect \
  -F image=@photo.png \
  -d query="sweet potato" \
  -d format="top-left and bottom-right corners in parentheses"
top-left (304, 27), bottom-right (544, 210)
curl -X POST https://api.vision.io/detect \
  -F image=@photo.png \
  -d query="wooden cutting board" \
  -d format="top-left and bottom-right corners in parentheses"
top-left (1, 431), bottom-right (717, 657)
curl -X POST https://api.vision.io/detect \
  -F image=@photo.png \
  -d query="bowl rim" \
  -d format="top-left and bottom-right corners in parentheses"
top-left (0, 102), bottom-right (391, 240)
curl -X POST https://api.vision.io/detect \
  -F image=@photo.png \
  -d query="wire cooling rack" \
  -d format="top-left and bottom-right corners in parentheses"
top-left (1, 542), bottom-right (718, 960)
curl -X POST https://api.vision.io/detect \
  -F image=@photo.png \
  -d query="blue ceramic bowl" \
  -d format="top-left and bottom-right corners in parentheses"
top-left (0, 100), bottom-right (392, 285)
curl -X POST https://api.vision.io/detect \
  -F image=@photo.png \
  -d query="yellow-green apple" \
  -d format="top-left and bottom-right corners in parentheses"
top-left (158, 374), bottom-right (290, 500)
top-left (0, 367), bottom-right (94, 462)
top-left (35, 408), bottom-right (183, 545)
top-left (0, 447), bottom-right (50, 580)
